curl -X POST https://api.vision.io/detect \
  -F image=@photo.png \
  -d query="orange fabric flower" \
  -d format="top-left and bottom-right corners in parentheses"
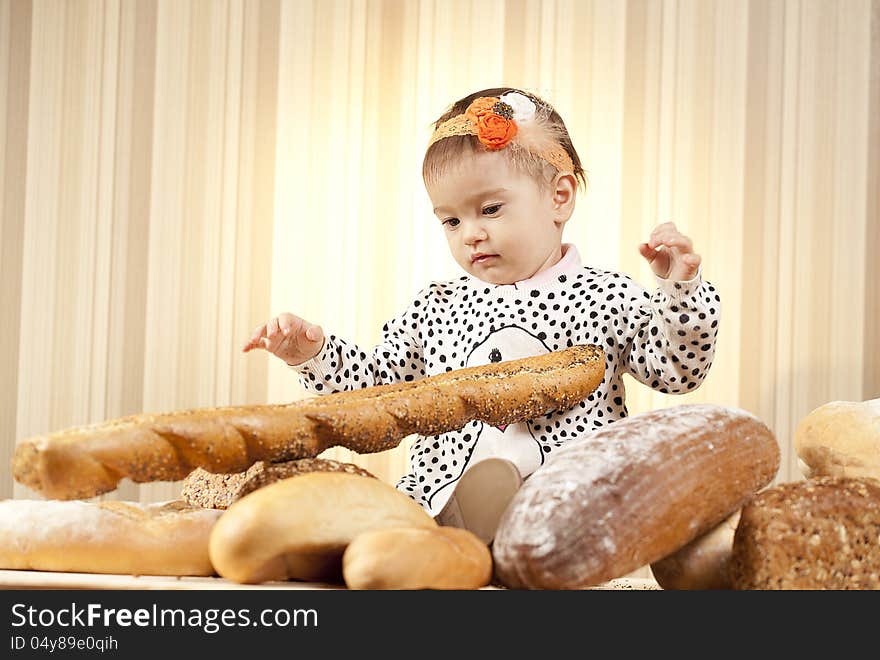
top-left (465, 97), bottom-right (500, 123)
top-left (476, 113), bottom-right (518, 150)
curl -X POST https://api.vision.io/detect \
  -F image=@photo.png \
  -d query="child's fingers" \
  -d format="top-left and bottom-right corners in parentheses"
top-left (242, 324), bottom-right (268, 352)
top-left (266, 317), bottom-right (281, 340)
top-left (651, 235), bottom-right (692, 252)
top-left (683, 253), bottom-right (701, 274)
top-left (638, 243), bottom-right (657, 262)
top-left (648, 222), bottom-right (677, 244)
top-left (277, 313), bottom-right (298, 336)
top-left (304, 324), bottom-right (323, 343)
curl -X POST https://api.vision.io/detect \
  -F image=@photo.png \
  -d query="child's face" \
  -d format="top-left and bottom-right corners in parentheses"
top-left (426, 151), bottom-right (567, 285)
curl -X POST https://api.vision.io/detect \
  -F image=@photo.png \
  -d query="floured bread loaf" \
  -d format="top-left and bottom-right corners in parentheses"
top-left (13, 344), bottom-right (604, 500)
top-left (0, 499), bottom-right (221, 576)
top-left (209, 472), bottom-right (436, 584)
top-left (730, 477), bottom-right (880, 590)
top-left (343, 526), bottom-right (492, 590)
top-left (794, 398), bottom-right (880, 480)
top-left (650, 510), bottom-right (740, 590)
top-left (181, 458), bottom-right (375, 509)
top-left (492, 404), bottom-right (780, 589)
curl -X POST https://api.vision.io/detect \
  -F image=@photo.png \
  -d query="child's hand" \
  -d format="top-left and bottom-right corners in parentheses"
top-left (638, 222), bottom-right (702, 281)
top-left (242, 313), bottom-right (325, 366)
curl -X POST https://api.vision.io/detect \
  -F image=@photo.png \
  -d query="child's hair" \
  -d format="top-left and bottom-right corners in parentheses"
top-left (423, 87), bottom-right (587, 190)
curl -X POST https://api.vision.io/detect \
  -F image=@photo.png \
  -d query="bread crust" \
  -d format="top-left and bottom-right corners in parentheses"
top-left (208, 472), bottom-right (437, 584)
top-left (13, 344), bottom-right (605, 500)
top-left (492, 404), bottom-right (780, 589)
top-left (730, 476), bottom-right (880, 590)
top-left (0, 499), bottom-right (221, 576)
top-left (650, 510), bottom-right (740, 590)
top-left (794, 398), bottom-right (880, 480)
top-left (180, 458), bottom-right (376, 510)
top-left (342, 526), bottom-right (492, 590)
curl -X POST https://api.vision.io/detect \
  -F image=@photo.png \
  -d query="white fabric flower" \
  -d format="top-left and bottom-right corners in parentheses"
top-left (499, 92), bottom-right (537, 123)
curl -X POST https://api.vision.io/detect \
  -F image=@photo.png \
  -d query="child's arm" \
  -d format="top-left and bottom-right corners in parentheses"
top-left (620, 222), bottom-right (720, 394)
top-left (243, 295), bottom-right (428, 395)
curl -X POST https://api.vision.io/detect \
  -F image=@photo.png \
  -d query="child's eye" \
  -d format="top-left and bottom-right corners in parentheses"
top-left (442, 217), bottom-right (460, 228)
top-left (482, 204), bottom-right (502, 215)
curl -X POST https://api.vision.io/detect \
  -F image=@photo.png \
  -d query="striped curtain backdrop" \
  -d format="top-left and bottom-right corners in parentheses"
top-left (1, 0), bottom-right (878, 517)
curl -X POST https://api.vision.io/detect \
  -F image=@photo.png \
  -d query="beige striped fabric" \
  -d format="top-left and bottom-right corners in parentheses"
top-left (1, 0), bottom-right (877, 525)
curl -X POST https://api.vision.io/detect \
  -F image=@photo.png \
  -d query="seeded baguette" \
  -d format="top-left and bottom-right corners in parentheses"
top-left (492, 404), bottom-right (780, 589)
top-left (13, 344), bottom-right (605, 500)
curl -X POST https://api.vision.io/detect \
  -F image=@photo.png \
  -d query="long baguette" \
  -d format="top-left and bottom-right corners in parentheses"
top-left (13, 344), bottom-right (605, 500)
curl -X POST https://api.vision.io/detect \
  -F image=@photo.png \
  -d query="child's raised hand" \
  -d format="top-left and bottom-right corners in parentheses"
top-left (638, 222), bottom-right (702, 281)
top-left (242, 313), bottom-right (324, 366)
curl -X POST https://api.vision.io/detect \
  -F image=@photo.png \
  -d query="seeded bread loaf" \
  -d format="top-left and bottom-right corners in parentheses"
top-left (181, 458), bottom-right (376, 510)
top-left (492, 404), bottom-right (780, 589)
top-left (13, 344), bottom-right (605, 500)
top-left (730, 477), bottom-right (880, 590)
top-left (0, 499), bottom-right (221, 576)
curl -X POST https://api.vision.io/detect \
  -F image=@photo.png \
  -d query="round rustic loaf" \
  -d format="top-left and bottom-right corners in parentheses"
top-left (794, 398), bottom-right (880, 480)
top-left (492, 404), bottom-right (780, 589)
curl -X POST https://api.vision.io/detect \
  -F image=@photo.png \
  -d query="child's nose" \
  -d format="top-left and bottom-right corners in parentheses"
top-left (463, 221), bottom-right (488, 245)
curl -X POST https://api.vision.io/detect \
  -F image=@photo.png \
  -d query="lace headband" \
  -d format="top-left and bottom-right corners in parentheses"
top-left (426, 92), bottom-right (575, 174)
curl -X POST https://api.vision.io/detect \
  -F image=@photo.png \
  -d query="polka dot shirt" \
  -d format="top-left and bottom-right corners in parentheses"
top-left (293, 244), bottom-right (720, 516)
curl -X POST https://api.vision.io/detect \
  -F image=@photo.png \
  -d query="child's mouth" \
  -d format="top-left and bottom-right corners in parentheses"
top-left (471, 254), bottom-right (497, 265)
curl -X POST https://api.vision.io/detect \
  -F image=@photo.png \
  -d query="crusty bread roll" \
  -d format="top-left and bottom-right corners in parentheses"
top-left (794, 398), bottom-right (880, 480)
top-left (208, 472), bottom-right (437, 584)
top-left (650, 510), bottom-right (740, 590)
top-left (730, 477), bottom-right (880, 590)
top-left (181, 458), bottom-right (376, 510)
top-left (0, 499), bottom-right (221, 576)
top-left (13, 345), bottom-right (604, 500)
top-left (342, 526), bottom-right (492, 590)
top-left (492, 404), bottom-right (780, 589)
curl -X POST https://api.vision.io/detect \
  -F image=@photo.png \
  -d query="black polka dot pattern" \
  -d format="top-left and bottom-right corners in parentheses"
top-left (293, 257), bottom-right (720, 516)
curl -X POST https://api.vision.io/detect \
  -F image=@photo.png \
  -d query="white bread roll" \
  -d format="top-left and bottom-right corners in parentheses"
top-left (209, 472), bottom-right (436, 584)
top-left (794, 398), bottom-right (880, 480)
top-left (343, 526), bottom-right (492, 590)
top-left (650, 510), bottom-right (740, 589)
top-left (0, 499), bottom-right (221, 576)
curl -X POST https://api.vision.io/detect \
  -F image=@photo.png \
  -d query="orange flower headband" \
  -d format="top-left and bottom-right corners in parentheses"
top-left (427, 92), bottom-right (575, 174)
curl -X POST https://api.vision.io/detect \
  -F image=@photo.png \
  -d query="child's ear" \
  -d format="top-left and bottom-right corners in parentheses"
top-left (551, 173), bottom-right (577, 224)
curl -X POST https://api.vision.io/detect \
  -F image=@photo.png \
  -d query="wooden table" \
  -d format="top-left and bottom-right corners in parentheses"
top-left (0, 569), bottom-right (661, 590)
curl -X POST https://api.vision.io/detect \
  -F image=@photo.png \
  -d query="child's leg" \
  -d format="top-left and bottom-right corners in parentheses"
top-left (434, 458), bottom-right (523, 545)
